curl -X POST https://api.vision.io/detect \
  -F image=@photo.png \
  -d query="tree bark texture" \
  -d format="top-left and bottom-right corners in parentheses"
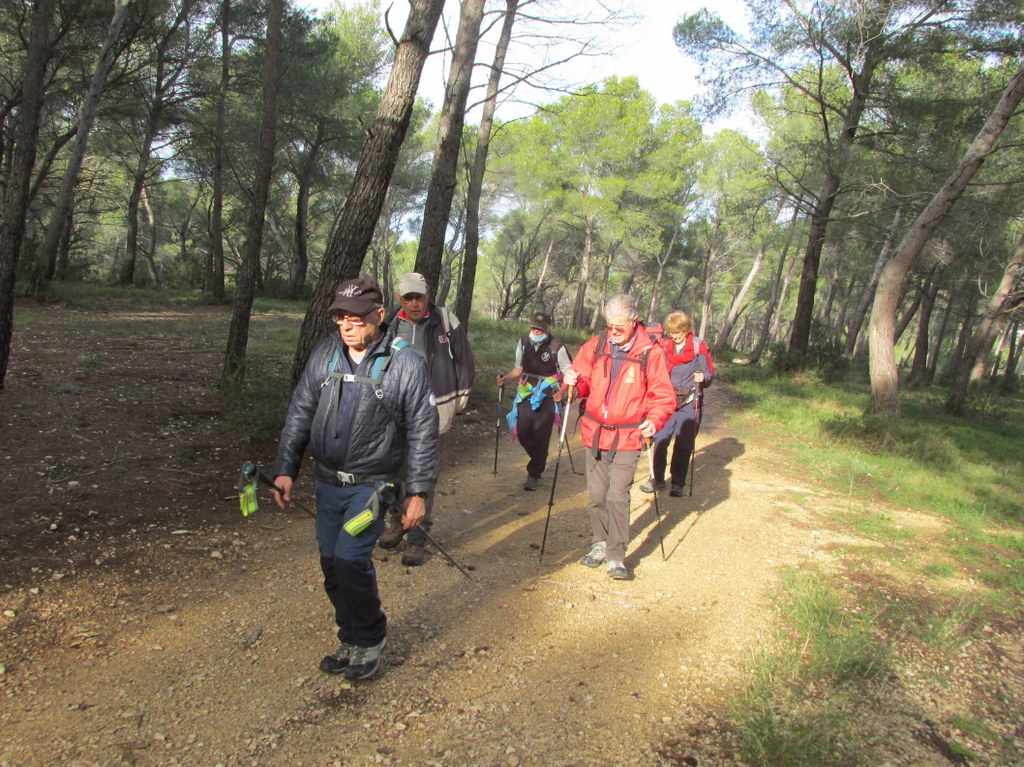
top-left (948, 239), bottom-right (1024, 411)
top-left (221, 0), bottom-right (283, 386)
top-left (0, 0), bottom-right (58, 388)
top-left (292, 0), bottom-right (445, 382)
top-left (414, 0), bottom-right (486, 296)
top-left (844, 206), bottom-right (903, 356)
top-left (716, 246), bottom-right (763, 353)
top-left (211, 0), bottom-right (231, 300)
top-left (868, 65), bottom-right (1024, 416)
top-left (907, 265), bottom-right (941, 390)
top-left (32, 0), bottom-right (130, 293)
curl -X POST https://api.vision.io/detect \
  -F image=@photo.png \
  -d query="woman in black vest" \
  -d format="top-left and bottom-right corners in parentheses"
top-left (497, 312), bottom-right (573, 491)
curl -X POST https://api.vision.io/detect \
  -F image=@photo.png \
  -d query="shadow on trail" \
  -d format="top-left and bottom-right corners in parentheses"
top-left (627, 436), bottom-right (746, 569)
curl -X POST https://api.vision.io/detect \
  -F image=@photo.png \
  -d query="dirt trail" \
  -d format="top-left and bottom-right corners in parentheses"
top-left (0, 304), bottom-right (999, 767)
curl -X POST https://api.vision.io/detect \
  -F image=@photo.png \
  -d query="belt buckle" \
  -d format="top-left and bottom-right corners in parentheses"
top-left (336, 470), bottom-right (356, 484)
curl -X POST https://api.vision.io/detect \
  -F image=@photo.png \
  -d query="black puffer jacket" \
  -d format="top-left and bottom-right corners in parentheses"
top-left (272, 325), bottom-right (438, 495)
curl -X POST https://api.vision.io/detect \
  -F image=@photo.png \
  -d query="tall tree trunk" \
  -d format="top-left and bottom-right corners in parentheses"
top-left (292, 0), bottom-right (445, 381)
top-left (699, 246), bottom-right (717, 340)
top-left (32, 0), bottom-right (129, 293)
top-left (0, 0), bottom-right (57, 388)
top-left (220, 0), bottom-right (283, 386)
top-left (868, 65), bottom-right (1024, 417)
top-left (531, 238), bottom-right (554, 312)
top-left (592, 242), bottom-right (618, 331)
top-left (647, 227), bottom-right (678, 322)
top-left (818, 246), bottom-right (841, 324)
top-left (894, 279), bottom-right (923, 345)
top-left (1003, 319), bottom-right (1021, 392)
top-left (715, 246), bottom-right (763, 353)
top-left (413, 0), bottom-right (486, 295)
top-left (948, 240), bottom-right (1024, 412)
top-left (939, 292), bottom-right (978, 383)
top-left (454, 0), bottom-right (518, 325)
top-left (292, 173), bottom-right (311, 298)
top-left (211, 0), bottom-right (231, 300)
top-left (844, 206), bottom-right (904, 356)
top-left (140, 182), bottom-right (160, 286)
top-left (571, 219), bottom-right (594, 327)
top-left (119, 106), bottom-right (161, 286)
top-left (926, 288), bottom-right (953, 383)
top-left (907, 265), bottom-right (941, 390)
top-left (749, 208), bottom-right (798, 364)
top-left (789, 49), bottom-right (880, 364)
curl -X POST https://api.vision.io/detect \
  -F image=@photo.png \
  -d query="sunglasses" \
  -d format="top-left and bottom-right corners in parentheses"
top-left (335, 310), bottom-right (377, 327)
top-left (605, 321), bottom-right (634, 334)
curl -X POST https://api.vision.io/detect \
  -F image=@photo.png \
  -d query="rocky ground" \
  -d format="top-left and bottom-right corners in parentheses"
top-left (0, 302), bottom-right (1020, 767)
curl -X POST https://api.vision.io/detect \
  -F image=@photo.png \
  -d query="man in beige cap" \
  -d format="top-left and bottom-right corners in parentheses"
top-left (380, 272), bottom-right (475, 565)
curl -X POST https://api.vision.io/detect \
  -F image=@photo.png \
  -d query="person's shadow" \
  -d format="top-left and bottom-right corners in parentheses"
top-left (628, 436), bottom-right (745, 567)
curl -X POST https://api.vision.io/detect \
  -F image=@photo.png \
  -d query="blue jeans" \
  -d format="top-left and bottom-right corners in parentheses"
top-left (314, 480), bottom-right (387, 648)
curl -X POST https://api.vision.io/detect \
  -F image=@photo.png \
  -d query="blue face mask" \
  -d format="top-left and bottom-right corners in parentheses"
top-left (530, 330), bottom-right (548, 343)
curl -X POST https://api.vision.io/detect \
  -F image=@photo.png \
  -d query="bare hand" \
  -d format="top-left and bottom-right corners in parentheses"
top-left (693, 372), bottom-right (705, 383)
top-left (496, 374), bottom-right (505, 387)
top-left (563, 369), bottom-right (579, 387)
top-left (552, 388), bottom-right (563, 402)
top-left (402, 494), bottom-right (426, 529)
top-left (638, 420), bottom-right (656, 439)
top-left (272, 475), bottom-right (292, 509)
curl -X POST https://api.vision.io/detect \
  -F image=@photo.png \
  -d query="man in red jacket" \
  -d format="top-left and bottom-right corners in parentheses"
top-left (563, 295), bottom-right (676, 580)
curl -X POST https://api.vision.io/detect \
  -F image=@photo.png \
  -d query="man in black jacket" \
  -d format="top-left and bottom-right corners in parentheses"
top-left (272, 276), bottom-right (438, 682)
top-left (379, 272), bottom-right (475, 565)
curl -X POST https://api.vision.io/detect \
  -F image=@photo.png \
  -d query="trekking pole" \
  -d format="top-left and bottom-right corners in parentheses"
top-left (493, 382), bottom-right (504, 475)
top-left (241, 461), bottom-right (316, 517)
top-left (689, 386), bottom-right (699, 497)
top-left (539, 385), bottom-right (573, 562)
top-left (418, 528), bottom-right (475, 582)
top-left (643, 438), bottom-right (667, 561)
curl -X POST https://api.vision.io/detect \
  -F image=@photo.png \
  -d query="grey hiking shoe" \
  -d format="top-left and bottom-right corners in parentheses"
top-left (639, 479), bottom-right (666, 493)
top-left (319, 642), bottom-right (355, 675)
top-left (607, 560), bottom-right (629, 580)
top-left (524, 475), bottom-right (539, 491)
top-left (670, 484), bottom-right (685, 497)
top-left (580, 541), bottom-right (606, 567)
top-left (343, 636), bottom-right (387, 681)
top-left (377, 516), bottom-right (405, 549)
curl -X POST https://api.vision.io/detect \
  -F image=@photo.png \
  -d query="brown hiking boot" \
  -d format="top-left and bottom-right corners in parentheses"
top-left (377, 517), bottom-right (405, 549)
top-left (401, 542), bottom-right (429, 567)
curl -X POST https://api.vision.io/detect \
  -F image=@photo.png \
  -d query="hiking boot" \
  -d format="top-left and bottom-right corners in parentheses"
top-left (607, 560), bottom-right (629, 580)
top-left (524, 475), bottom-right (539, 491)
top-left (343, 636), bottom-right (387, 681)
top-left (319, 642), bottom-right (355, 675)
top-left (580, 541), bottom-right (606, 567)
top-left (639, 479), bottom-right (666, 493)
top-left (377, 516), bottom-right (405, 549)
top-left (670, 484), bottom-right (685, 497)
top-left (401, 542), bottom-right (429, 567)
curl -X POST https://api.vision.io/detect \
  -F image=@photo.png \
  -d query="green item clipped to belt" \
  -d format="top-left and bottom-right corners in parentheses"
top-left (344, 481), bottom-right (398, 536)
top-left (239, 483), bottom-right (258, 516)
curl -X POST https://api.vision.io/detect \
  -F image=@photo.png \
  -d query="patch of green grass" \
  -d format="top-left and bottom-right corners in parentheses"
top-left (949, 714), bottom-right (998, 743)
top-left (978, 554), bottom-right (1024, 594)
top-left (922, 562), bottom-right (954, 578)
top-left (221, 357), bottom-right (293, 446)
top-left (729, 569), bottom-right (886, 766)
top-left (732, 662), bottom-right (850, 767)
top-left (848, 511), bottom-right (914, 542)
top-left (779, 569), bottom-right (888, 684)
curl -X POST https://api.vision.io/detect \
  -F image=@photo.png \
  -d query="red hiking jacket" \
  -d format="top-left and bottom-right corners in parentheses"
top-left (570, 327), bottom-right (676, 452)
